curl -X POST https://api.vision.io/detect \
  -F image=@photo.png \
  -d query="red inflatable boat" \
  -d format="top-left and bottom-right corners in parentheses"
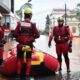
top-left (0, 48), bottom-right (60, 76)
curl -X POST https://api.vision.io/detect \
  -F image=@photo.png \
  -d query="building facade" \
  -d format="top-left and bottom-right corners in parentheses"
top-left (0, 0), bottom-right (10, 14)
top-left (49, 8), bottom-right (80, 36)
top-left (0, 0), bottom-right (19, 30)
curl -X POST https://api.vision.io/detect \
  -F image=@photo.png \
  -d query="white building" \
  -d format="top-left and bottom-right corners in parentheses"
top-left (50, 8), bottom-right (80, 36)
top-left (0, 0), bottom-right (10, 14)
top-left (0, 0), bottom-right (19, 30)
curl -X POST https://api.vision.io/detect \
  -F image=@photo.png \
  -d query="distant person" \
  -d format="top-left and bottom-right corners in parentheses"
top-left (8, 29), bottom-right (14, 41)
top-left (6, 23), bottom-right (10, 41)
top-left (48, 17), bottom-right (72, 72)
top-left (4, 23), bottom-right (10, 42)
top-left (13, 8), bottom-right (40, 77)
top-left (0, 15), bottom-right (4, 65)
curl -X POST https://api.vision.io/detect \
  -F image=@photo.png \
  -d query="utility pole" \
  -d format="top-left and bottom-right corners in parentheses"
top-left (11, 0), bottom-right (14, 13)
top-left (65, 3), bottom-right (67, 26)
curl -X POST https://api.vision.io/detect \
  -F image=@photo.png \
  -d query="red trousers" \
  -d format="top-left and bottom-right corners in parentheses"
top-left (55, 42), bottom-right (70, 70)
top-left (56, 43), bottom-right (69, 55)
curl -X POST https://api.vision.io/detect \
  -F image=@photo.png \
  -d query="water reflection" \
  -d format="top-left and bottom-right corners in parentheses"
top-left (33, 72), bottom-right (72, 80)
top-left (1, 35), bottom-right (80, 80)
top-left (0, 72), bottom-right (79, 80)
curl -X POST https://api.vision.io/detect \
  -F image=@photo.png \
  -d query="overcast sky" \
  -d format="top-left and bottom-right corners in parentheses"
top-left (15, 0), bottom-right (80, 30)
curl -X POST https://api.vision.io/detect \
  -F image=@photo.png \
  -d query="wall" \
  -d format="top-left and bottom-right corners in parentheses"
top-left (2, 0), bottom-right (11, 10)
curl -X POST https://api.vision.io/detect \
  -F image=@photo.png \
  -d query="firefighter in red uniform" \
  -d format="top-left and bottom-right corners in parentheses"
top-left (13, 8), bottom-right (40, 77)
top-left (48, 17), bottom-right (72, 72)
top-left (0, 15), bottom-right (4, 65)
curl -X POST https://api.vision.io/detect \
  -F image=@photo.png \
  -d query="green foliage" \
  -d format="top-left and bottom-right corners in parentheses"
top-left (15, 2), bottom-right (32, 19)
top-left (42, 14), bottom-right (50, 35)
top-left (46, 14), bottom-right (50, 24)
top-left (75, 3), bottom-right (80, 20)
top-left (72, 27), bottom-right (76, 33)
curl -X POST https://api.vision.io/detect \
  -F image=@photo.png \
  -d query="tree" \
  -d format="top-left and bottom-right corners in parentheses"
top-left (16, 2), bottom-right (32, 20)
top-left (75, 3), bottom-right (80, 36)
top-left (43, 14), bottom-right (50, 35)
top-left (75, 3), bottom-right (80, 20)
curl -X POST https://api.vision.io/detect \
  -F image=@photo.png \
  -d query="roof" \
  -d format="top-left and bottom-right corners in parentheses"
top-left (0, 1), bottom-right (10, 14)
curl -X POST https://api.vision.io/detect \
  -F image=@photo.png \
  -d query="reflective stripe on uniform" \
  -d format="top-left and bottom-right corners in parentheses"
top-left (21, 22), bottom-right (31, 27)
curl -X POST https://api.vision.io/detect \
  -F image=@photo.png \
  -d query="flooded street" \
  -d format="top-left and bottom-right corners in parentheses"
top-left (1, 35), bottom-right (80, 80)
top-left (0, 0), bottom-right (80, 79)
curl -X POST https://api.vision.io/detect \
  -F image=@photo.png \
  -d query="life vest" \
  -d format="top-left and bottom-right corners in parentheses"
top-left (16, 21), bottom-right (35, 44)
top-left (19, 21), bottom-right (34, 36)
top-left (0, 27), bottom-right (4, 43)
top-left (53, 26), bottom-right (69, 43)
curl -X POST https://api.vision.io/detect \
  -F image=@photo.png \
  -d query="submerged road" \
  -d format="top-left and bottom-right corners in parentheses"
top-left (0, 35), bottom-right (80, 80)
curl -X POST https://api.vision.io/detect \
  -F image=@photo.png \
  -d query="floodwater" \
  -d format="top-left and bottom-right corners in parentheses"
top-left (0, 35), bottom-right (80, 80)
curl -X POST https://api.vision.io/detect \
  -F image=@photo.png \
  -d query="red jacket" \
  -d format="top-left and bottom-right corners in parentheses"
top-left (0, 26), bottom-right (4, 43)
top-left (49, 26), bottom-right (72, 43)
top-left (13, 19), bottom-right (40, 44)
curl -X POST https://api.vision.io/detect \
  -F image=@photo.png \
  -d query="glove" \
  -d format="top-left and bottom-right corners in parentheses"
top-left (69, 41), bottom-right (72, 47)
top-left (68, 47), bottom-right (72, 53)
top-left (1, 39), bottom-right (6, 44)
top-left (48, 41), bottom-right (51, 48)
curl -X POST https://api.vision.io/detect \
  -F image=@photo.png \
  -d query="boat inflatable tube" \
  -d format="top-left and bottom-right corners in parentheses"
top-left (0, 48), bottom-right (60, 76)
